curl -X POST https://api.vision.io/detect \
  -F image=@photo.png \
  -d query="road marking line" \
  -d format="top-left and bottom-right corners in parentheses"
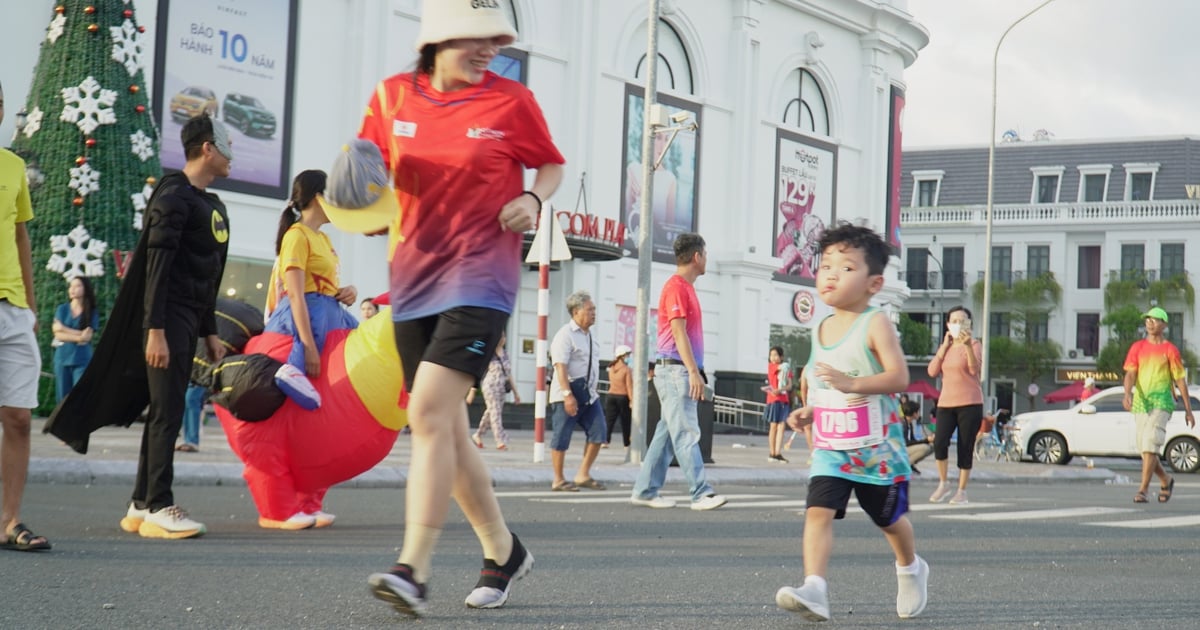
top-left (909, 502), bottom-right (1008, 512)
top-left (1086, 515), bottom-right (1200, 528)
top-left (530, 493), bottom-right (783, 505)
top-left (931, 506), bottom-right (1135, 521)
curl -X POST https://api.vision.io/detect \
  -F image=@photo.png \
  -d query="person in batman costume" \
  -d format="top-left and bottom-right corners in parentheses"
top-left (45, 114), bottom-right (232, 540)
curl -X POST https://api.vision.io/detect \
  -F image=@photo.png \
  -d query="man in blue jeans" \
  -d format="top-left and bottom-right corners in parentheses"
top-left (630, 233), bottom-right (726, 511)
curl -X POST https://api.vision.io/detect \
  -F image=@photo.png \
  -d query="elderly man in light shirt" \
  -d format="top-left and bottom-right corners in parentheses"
top-left (547, 290), bottom-right (607, 492)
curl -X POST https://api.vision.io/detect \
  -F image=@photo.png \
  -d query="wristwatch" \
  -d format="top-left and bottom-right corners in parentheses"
top-left (561, 389), bottom-right (573, 397)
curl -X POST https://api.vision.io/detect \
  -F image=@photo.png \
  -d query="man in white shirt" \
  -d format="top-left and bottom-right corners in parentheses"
top-left (548, 290), bottom-right (606, 491)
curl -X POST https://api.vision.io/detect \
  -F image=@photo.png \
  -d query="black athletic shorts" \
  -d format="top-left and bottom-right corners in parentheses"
top-left (806, 475), bottom-right (909, 528)
top-left (393, 307), bottom-right (510, 392)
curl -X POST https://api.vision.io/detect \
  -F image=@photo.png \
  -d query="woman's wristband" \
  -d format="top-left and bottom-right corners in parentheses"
top-left (522, 190), bottom-right (542, 207)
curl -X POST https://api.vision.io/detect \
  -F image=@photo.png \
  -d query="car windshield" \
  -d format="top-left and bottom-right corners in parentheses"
top-left (247, 97), bottom-right (264, 108)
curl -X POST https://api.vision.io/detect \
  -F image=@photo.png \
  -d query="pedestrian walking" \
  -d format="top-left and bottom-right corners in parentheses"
top-left (469, 332), bottom-right (518, 450)
top-left (927, 305), bottom-right (983, 505)
top-left (1123, 307), bottom-right (1194, 504)
top-left (548, 291), bottom-right (606, 491)
top-left (630, 233), bottom-right (726, 511)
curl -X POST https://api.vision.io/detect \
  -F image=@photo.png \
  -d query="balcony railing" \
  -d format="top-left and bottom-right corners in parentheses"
top-left (903, 270), bottom-right (968, 291)
top-left (901, 199), bottom-right (1200, 227)
top-left (1107, 269), bottom-right (1190, 285)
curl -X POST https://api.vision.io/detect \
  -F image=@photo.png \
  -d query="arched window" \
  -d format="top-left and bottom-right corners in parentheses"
top-left (632, 19), bottom-right (694, 94)
top-left (781, 68), bottom-right (829, 136)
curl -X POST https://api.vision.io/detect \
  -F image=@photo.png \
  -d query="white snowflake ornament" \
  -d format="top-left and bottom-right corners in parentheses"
top-left (131, 182), bottom-right (154, 231)
top-left (21, 107), bottom-right (44, 138)
top-left (60, 76), bottom-right (118, 135)
top-left (47, 225), bottom-right (108, 279)
top-left (68, 162), bottom-right (101, 198)
top-left (47, 13), bottom-right (66, 44)
top-left (110, 19), bottom-right (145, 77)
top-left (130, 129), bottom-right (154, 161)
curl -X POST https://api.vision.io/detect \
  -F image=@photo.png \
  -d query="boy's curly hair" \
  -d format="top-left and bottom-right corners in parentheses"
top-left (816, 222), bottom-right (889, 275)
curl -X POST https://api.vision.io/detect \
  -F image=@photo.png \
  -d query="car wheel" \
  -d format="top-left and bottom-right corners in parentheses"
top-left (1165, 437), bottom-right (1200, 473)
top-left (1030, 431), bottom-right (1070, 465)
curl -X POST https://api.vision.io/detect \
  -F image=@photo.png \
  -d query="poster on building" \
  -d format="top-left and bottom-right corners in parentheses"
top-left (885, 85), bottom-right (905, 253)
top-left (619, 84), bottom-right (702, 263)
top-left (773, 130), bottom-right (838, 285)
top-left (615, 304), bottom-right (657, 362)
top-left (153, 0), bottom-right (298, 198)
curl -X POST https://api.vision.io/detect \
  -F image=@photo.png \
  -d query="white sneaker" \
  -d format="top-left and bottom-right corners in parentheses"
top-left (948, 490), bottom-right (968, 505)
top-left (310, 511), bottom-right (336, 528)
top-left (138, 505), bottom-right (206, 539)
top-left (690, 494), bottom-right (727, 511)
top-left (119, 502), bottom-right (149, 533)
top-left (929, 483), bottom-right (952, 503)
top-left (258, 512), bottom-right (316, 530)
top-left (776, 581), bottom-right (831, 622)
top-left (896, 555), bottom-right (929, 618)
top-left (630, 495), bottom-right (677, 509)
top-left (275, 363), bottom-right (321, 410)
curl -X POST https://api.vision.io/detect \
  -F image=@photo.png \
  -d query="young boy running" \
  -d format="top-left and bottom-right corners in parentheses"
top-left (775, 223), bottom-right (928, 621)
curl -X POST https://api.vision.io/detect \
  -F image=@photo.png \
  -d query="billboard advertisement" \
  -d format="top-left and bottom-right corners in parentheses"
top-left (153, 0), bottom-right (297, 198)
top-left (772, 130), bottom-right (838, 285)
top-left (619, 84), bottom-right (702, 263)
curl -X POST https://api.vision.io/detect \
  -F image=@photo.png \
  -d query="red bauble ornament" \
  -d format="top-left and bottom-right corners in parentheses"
top-left (88, 23), bottom-right (99, 33)
top-left (73, 197), bottom-right (84, 206)
top-left (55, 5), bottom-right (65, 14)
top-left (124, 9), bottom-right (133, 18)
top-left (86, 137), bottom-right (97, 148)
top-left (84, 5), bottom-right (96, 14)
top-left (135, 104), bottom-right (146, 114)
top-left (138, 25), bottom-right (146, 33)
top-left (129, 85), bottom-right (139, 94)
top-left (75, 156), bottom-right (87, 165)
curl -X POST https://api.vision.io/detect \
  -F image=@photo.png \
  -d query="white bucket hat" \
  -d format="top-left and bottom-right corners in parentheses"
top-left (614, 345), bottom-right (633, 359)
top-left (414, 0), bottom-right (517, 51)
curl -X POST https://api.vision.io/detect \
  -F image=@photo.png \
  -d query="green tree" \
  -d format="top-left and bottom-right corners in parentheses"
top-left (1099, 272), bottom-right (1197, 380)
top-left (9, 1), bottom-right (158, 413)
top-left (897, 312), bottom-right (932, 358)
top-left (972, 273), bottom-right (1063, 409)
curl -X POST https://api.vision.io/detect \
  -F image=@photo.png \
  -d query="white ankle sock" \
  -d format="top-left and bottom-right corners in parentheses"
top-left (896, 555), bottom-right (921, 574)
top-left (804, 575), bottom-right (828, 592)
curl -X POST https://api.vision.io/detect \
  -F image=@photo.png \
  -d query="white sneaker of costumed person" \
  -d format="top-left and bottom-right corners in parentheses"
top-left (274, 363), bottom-right (321, 410)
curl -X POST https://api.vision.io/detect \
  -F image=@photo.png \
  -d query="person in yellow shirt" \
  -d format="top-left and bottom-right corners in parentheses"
top-left (265, 170), bottom-right (358, 412)
top-left (0, 81), bottom-right (50, 551)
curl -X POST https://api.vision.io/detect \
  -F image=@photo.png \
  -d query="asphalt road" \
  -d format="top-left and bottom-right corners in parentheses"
top-left (6, 480), bottom-right (1200, 629)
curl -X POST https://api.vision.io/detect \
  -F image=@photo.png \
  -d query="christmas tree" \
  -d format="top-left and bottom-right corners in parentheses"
top-left (9, 0), bottom-right (159, 413)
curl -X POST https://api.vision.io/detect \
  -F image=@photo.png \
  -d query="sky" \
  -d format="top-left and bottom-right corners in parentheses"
top-left (901, 0), bottom-right (1200, 148)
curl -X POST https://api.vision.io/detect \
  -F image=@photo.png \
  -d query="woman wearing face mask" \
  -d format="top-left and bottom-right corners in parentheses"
top-left (926, 306), bottom-right (983, 504)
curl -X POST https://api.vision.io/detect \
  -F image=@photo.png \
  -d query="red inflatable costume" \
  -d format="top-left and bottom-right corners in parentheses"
top-left (215, 307), bottom-right (408, 524)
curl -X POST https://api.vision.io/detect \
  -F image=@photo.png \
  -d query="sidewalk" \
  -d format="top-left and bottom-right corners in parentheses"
top-left (28, 418), bottom-right (1118, 489)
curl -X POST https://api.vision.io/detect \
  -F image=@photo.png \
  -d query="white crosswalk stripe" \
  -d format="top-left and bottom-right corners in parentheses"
top-left (1086, 515), bottom-right (1200, 528)
top-left (501, 489), bottom-right (1200, 528)
top-left (931, 507), bottom-right (1136, 521)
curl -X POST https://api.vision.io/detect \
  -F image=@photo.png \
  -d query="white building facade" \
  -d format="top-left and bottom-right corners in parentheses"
top-left (898, 137), bottom-right (1200, 413)
top-left (2, 0), bottom-right (928, 396)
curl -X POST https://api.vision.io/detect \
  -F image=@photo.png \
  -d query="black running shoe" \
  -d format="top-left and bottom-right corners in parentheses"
top-left (464, 533), bottom-right (534, 609)
top-left (368, 563), bottom-right (428, 618)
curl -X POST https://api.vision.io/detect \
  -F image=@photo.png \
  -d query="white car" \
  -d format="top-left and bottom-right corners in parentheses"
top-left (1012, 386), bottom-right (1200, 473)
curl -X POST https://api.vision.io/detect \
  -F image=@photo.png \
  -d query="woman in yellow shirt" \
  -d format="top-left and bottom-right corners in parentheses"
top-left (266, 170), bottom-right (359, 410)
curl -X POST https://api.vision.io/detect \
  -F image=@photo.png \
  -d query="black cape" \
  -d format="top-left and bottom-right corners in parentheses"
top-left (44, 173), bottom-right (227, 453)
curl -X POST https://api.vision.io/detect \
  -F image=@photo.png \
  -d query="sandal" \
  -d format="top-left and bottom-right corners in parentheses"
top-left (175, 443), bottom-right (198, 453)
top-left (574, 478), bottom-right (606, 490)
top-left (1133, 491), bottom-right (1149, 504)
top-left (1159, 477), bottom-right (1176, 503)
top-left (2, 522), bottom-right (51, 552)
top-left (551, 481), bottom-right (579, 492)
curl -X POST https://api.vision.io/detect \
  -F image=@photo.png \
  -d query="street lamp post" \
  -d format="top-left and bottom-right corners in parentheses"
top-left (983, 0), bottom-right (1056, 398)
top-left (924, 248), bottom-right (945, 335)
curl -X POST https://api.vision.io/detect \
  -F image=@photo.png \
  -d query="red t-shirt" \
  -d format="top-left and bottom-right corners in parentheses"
top-left (656, 274), bottom-right (704, 369)
top-left (358, 71), bottom-right (565, 320)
